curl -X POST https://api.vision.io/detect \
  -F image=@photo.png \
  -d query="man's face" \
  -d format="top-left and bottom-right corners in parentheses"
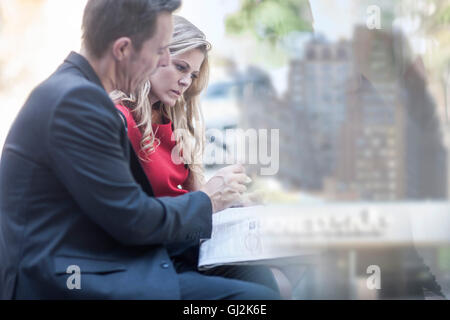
top-left (118, 12), bottom-right (173, 94)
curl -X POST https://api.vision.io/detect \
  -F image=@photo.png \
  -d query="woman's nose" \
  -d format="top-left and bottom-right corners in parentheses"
top-left (179, 75), bottom-right (191, 87)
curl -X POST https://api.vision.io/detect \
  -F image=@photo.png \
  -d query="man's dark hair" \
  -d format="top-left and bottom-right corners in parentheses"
top-left (82, 0), bottom-right (181, 58)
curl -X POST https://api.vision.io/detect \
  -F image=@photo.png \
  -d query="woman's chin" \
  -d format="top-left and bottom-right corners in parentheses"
top-left (162, 98), bottom-right (177, 107)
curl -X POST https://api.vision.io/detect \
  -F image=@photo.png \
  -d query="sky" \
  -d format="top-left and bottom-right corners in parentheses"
top-left (310, 0), bottom-right (358, 40)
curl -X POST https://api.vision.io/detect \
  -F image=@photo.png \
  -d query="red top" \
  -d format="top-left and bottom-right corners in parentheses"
top-left (116, 104), bottom-right (189, 197)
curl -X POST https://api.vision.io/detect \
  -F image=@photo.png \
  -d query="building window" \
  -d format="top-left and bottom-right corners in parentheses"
top-left (322, 48), bottom-right (332, 60)
top-left (306, 48), bottom-right (316, 60)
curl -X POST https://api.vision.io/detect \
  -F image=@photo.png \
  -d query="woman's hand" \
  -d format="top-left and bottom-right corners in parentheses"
top-left (185, 169), bottom-right (204, 192)
top-left (200, 164), bottom-right (252, 213)
top-left (240, 190), bottom-right (265, 207)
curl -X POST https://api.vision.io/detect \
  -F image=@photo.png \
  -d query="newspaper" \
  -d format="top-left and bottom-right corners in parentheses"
top-left (198, 206), bottom-right (314, 270)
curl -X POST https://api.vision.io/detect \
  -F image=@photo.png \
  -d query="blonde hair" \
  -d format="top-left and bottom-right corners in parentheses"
top-left (110, 15), bottom-right (211, 186)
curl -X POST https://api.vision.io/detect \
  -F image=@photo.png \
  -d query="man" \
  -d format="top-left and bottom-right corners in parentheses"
top-left (0, 0), bottom-right (279, 300)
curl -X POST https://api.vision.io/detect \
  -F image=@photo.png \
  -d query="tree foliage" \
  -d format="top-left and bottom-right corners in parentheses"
top-left (226, 0), bottom-right (313, 45)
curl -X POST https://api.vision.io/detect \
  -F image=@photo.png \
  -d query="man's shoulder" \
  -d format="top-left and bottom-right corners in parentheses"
top-left (40, 66), bottom-right (107, 104)
top-left (27, 66), bottom-right (114, 123)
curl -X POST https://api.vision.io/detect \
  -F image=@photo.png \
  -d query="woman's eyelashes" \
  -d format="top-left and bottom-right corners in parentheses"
top-left (175, 63), bottom-right (187, 72)
top-left (174, 62), bottom-right (198, 80)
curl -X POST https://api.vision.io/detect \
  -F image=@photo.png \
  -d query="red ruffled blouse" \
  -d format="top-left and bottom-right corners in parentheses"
top-left (116, 104), bottom-right (189, 197)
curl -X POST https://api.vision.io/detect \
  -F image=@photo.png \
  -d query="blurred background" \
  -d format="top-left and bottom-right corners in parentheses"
top-left (1, 0), bottom-right (449, 299)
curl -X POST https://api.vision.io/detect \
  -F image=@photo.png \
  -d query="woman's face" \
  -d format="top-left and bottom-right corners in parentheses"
top-left (149, 48), bottom-right (205, 107)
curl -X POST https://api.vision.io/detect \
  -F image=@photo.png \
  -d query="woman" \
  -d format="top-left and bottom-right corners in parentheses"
top-left (112, 15), bottom-right (280, 297)
top-left (112, 15), bottom-right (214, 198)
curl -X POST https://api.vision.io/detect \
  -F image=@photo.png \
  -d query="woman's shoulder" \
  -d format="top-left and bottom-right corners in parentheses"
top-left (115, 104), bottom-right (130, 117)
top-left (115, 104), bottom-right (137, 128)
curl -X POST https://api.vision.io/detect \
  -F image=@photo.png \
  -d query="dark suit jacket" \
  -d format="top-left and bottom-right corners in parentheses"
top-left (0, 52), bottom-right (212, 299)
top-left (116, 107), bottom-right (201, 261)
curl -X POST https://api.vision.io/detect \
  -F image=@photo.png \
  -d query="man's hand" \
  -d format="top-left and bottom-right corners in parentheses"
top-left (200, 164), bottom-right (252, 213)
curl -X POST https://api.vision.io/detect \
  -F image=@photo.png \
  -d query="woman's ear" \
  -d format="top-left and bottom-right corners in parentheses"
top-left (112, 37), bottom-right (132, 61)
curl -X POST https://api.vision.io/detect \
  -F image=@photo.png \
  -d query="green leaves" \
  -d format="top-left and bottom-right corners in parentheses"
top-left (226, 0), bottom-right (313, 45)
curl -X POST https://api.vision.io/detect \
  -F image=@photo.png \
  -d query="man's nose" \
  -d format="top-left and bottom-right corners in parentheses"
top-left (158, 48), bottom-right (170, 68)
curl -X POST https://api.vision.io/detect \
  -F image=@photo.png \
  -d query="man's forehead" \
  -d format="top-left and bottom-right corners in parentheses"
top-left (154, 12), bottom-right (173, 40)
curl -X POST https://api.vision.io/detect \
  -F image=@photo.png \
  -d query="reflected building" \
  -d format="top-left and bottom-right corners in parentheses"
top-left (334, 26), bottom-right (447, 201)
top-left (334, 26), bottom-right (405, 201)
top-left (238, 66), bottom-right (282, 178)
top-left (284, 38), bottom-right (353, 191)
top-left (238, 26), bottom-right (447, 201)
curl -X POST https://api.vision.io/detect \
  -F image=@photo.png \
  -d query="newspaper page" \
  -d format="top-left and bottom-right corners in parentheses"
top-left (198, 206), bottom-right (311, 270)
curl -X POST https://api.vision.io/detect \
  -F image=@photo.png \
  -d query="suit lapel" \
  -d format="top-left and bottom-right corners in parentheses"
top-left (116, 109), bottom-right (155, 197)
top-left (64, 52), bottom-right (104, 89)
top-left (129, 142), bottom-right (155, 197)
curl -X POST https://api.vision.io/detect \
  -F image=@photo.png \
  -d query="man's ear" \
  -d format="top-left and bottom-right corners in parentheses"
top-left (112, 37), bottom-right (132, 61)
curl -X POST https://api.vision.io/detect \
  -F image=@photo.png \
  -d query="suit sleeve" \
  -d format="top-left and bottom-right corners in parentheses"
top-left (48, 85), bottom-right (212, 245)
